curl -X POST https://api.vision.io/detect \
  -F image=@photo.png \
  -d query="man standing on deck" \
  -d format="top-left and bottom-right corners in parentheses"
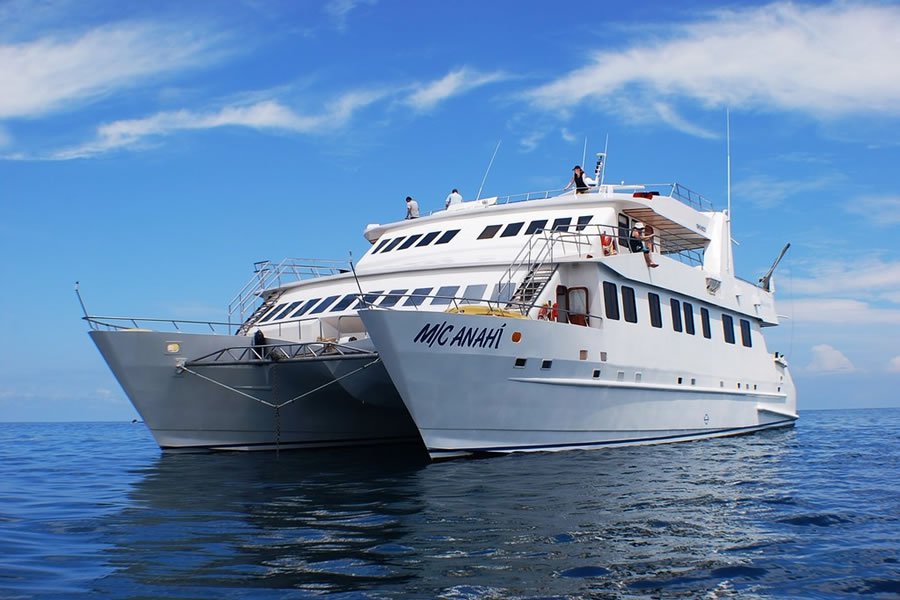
top-left (405, 196), bottom-right (420, 219)
top-left (445, 188), bottom-right (463, 208)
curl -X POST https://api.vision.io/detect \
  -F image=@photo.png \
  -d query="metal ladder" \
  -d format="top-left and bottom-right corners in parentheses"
top-left (500, 232), bottom-right (562, 314)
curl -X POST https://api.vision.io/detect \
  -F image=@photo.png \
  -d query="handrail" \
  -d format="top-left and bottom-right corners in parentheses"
top-left (187, 341), bottom-right (376, 365)
top-left (83, 315), bottom-right (233, 334)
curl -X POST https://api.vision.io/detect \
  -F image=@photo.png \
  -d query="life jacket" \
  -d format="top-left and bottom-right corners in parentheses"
top-left (600, 233), bottom-right (618, 256)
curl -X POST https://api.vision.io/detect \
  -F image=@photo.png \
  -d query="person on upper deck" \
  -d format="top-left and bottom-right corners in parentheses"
top-left (405, 196), bottom-right (420, 219)
top-left (564, 165), bottom-right (595, 194)
top-left (445, 188), bottom-right (463, 208)
top-left (631, 222), bottom-right (658, 268)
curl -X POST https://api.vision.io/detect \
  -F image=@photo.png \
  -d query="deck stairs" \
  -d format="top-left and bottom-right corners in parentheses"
top-left (235, 289), bottom-right (285, 336)
top-left (500, 231), bottom-right (568, 314)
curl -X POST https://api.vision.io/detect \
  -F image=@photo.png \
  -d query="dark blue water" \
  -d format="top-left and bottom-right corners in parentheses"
top-left (1, 409), bottom-right (897, 599)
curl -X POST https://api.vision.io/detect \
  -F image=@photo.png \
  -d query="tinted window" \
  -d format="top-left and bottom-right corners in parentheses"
top-left (404, 287), bottom-right (433, 307)
top-left (417, 231), bottom-right (440, 246)
top-left (552, 217), bottom-right (572, 232)
top-left (622, 286), bottom-right (637, 323)
top-left (398, 234), bottom-right (422, 250)
top-left (500, 222), bottom-right (524, 237)
top-left (490, 282), bottom-right (516, 303)
top-left (701, 307), bottom-right (711, 338)
top-left (683, 302), bottom-right (695, 335)
top-left (352, 291), bottom-right (383, 309)
top-left (478, 225), bottom-right (502, 239)
top-left (310, 295), bottom-right (340, 314)
top-left (648, 292), bottom-right (662, 328)
top-left (576, 215), bottom-right (593, 231)
top-left (525, 220), bottom-right (548, 235)
top-left (431, 285), bottom-right (459, 306)
top-left (371, 238), bottom-right (390, 253)
top-left (382, 237), bottom-right (405, 252)
top-left (330, 294), bottom-right (358, 312)
top-left (670, 298), bottom-right (683, 332)
top-left (292, 298), bottom-right (321, 317)
top-left (603, 281), bottom-right (620, 320)
top-left (258, 303), bottom-right (287, 323)
top-left (722, 314), bottom-right (736, 344)
top-left (460, 284), bottom-right (487, 304)
top-left (740, 319), bottom-right (752, 347)
top-left (273, 301), bottom-right (301, 321)
top-left (435, 230), bottom-right (459, 244)
top-left (379, 289), bottom-right (407, 308)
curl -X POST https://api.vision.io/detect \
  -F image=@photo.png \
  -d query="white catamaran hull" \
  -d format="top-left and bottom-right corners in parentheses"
top-left (90, 330), bottom-right (418, 451)
top-left (360, 310), bottom-right (797, 459)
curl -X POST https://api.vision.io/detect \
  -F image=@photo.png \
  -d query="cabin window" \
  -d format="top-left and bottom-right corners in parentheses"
top-left (460, 284), bottom-right (487, 304)
top-left (722, 314), bottom-right (736, 344)
top-left (404, 287), bottom-right (433, 307)
top-left (555, 285), bottom-right (569, 324)
top-left (500, 222), bottom-right (524, 237)
top-left (397, 234), bottom-right (422, 250)
top-left (683, 302), bottom-right (695, 335)
top-left (603, 281), bottom-right (620, 320)
top-left (576, 215), bottom-right (593, 231)
top-left (435, 230), bottom-right (460, 244)
top-left (417, 231), bottom-right (440, 246)
top-left (568, 286), bottom-right (589, 326)
top-left (330, 294), bottom-right (358, 312)
top-left (670, 298), bottom-right (683, 332)
top-left (371, 238), bottom-right (390, 253)
top-left (701, 307), bottom-right (711, 338)
top-left (541, 359), bottom-right (553, 370)
top-left (622, 286), bottom-right (637, 323)
top-left (478, 225), bottom-right (502, 239)
top-left (310, 295), bottom-right (340, 314)
top-left (552, 217), bottom-right (572, 232)
top-left (490, 282), bottom-right (516, 303)
top-left (259, 303), bottom-right (287, 323)
top-left (292, 298), bottom-right (321, 317)
top-left (514, 358), bottom-right (527, 368)
top-left (525, 220), bottom-right (548, 235)
top-left (382, 237), bottom-right (405, 252)
top-left (379, 289), bottom-right (408, 308)
top-left (617, 213), bottom-right (630, 247)
top-left (352, 291), bottom-right (383, 309)
top-left (273, 301), bottom-right (301, 321)
top-left (431, 285), bottom-right (460, 305)
top-left (740, 319), bottom-right (753, 347)
top-left (648, 292), bottom-right (662, 328)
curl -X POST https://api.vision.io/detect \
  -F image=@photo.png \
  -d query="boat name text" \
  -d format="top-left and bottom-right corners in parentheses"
top-left (413, 321), bottom-right (506, 350)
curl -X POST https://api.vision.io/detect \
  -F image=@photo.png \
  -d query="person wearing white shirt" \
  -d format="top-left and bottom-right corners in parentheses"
top-left (444, 188), bottom-right (463, 208)
top-left (405, 196), bottom-right (420, 219)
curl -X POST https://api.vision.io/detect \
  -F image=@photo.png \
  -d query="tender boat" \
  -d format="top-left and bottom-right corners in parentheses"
top-left (359, 170), bottom-right (798, 459)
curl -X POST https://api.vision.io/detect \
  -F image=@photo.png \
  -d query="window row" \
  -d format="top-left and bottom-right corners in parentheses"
top-left (257, 282), bottom-right (517, 323)
top-left (371, 229), bottom-right (460, 254)
top-left (477, 215), bottom-right (594, 240)
top-left (602, 282), bottom-right (752, 347)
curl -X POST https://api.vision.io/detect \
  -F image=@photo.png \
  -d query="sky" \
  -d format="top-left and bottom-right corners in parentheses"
top-left (1, 0), bottom-right (898, 421)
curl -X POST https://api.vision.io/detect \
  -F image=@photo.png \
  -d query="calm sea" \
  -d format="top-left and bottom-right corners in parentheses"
top-left (0, 409), bottom-right (897, 599)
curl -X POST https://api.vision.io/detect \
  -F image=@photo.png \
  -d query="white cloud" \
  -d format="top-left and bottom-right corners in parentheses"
top-left (888, 356), bottom-right (900, 373)
top-left (788, 299), bottom-right (900, 325)
top-left (47, 91), bottom-right (388, 159)
top-left (733, 174), bottom-right (840, 209)
top-left (846, 195), bottom-right (900, 226)
top-left (807, 344), bottom-right (855, 373)
top-left (324, 0), bottom-right (376, 30)
top-left (790, 258), bottom-right (900, 300)
top-left (527, 3), bottom-right (900, 127)
top-left (405, 68), bottom-right (507, 112)
top-left (0, 22), bottom-right (224, 119)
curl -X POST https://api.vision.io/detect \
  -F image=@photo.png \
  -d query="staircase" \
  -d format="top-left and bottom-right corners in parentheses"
top-left (500, 232), bottom-right (565, 314)
top-left (236, 290), bottom-right (285, 336)
top-left (505, 264), bottom-right (557, 311)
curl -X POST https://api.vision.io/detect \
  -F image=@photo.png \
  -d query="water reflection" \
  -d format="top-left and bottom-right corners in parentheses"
top-left (92, 429), bottom-right (807, 598)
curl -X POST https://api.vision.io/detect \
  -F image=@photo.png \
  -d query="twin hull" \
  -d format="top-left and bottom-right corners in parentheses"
top-left (90, 330), bottom-right (417, 450)
top-left (360, 310), bottom-right (798, 458)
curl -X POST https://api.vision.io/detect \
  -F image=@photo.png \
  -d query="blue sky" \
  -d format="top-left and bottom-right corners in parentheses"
top-left (1, 0), bottom-right (898, 421)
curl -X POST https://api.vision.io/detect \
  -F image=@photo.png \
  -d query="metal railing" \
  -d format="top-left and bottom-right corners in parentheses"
top-left (83, 315), bottom-right (234, 334)
top-left (227, 258), bottom-right (350, 327)
top-left (187, 341), bottom-right (376, 366)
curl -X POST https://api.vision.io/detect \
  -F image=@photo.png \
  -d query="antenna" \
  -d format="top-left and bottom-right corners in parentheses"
top-left (601, 134), bottom-right (609, 185)
top-left (726, 109), bottom-right (734, 272)
top-left (348, 252), bottom-right (366, 306)
top-left (759, 243), bottom-right (791, 291)
top-left (476, 140), bottom-right (501, 201)
top-left (581, 137), bottom-right (587, 168)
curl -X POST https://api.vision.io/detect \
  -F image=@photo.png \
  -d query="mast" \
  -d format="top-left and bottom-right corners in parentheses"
top-left (726, 109), bottom-right (733, 273)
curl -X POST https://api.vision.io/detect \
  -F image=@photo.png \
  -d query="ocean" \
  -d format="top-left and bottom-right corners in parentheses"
top-left (0, 409), bottom-right (897, 599)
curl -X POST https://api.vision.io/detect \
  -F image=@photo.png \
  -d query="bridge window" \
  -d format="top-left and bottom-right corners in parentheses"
top-left (292, 298), bottom-right (321, 317)
top-left (701, 307), bottom-right (711, 338)
top-left (460, 284), bottom-right (487, 304)
top-left (330, 294), bottom-right (358, 312)
top-left (602, 281), bottom-right (620, 320)
top-left (404, 287), bottom-right (433, 307)
top-left (525, 220), bottom-right (548, 235)
top-left (435, 230), bottom-right (460, 244)
top-left (622, 286), bottom-right (637, 323)
top-left (382, 237), bottom-right (405, 252)
top-left (273, 301), bottom-right (302, 321)
top-left (552, 217), bottom-right (572, 232)
top-left (379, 289), bottom-right (408, 308)
top-left (478, 225), bottom-right (502, 239)
top-left (352, 291), bottom-right (383, 309)
top-left (417, 231), bottom-right (440, 246)
top-left (398, 234), bottom-right (422, 250)
top-left (670, 298), bottom-right (683, 332)
top-left (371, 238), bottom-right (391, 253)
top-left (500, 222), bottom-right (524, 237)
top-left (722, 314), bottom-right (736, 344)
top-left (310, 295), bottom-right (340, 314)
top-left (259, 303), bottom-right (287, 323)
top-left (576, 215), bottom-right (593, 231)
top-left (683, 302), bottom-right (695, 335)
top-left (431, 285), bottom-right (460, 305)
top-left (490, 282), bottom-right (516, 303)
top-left (648, 293), bottom-right (662, 328)
top-left (740, 319), bottom-right (752, 347)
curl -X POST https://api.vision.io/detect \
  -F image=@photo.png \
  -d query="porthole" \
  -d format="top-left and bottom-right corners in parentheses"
top-left (541, 359), bottom-right (553, 370)
top-left (592, 369), bottom-right (601, 378)
top-left (514, 358), bottom-right (527, 368)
